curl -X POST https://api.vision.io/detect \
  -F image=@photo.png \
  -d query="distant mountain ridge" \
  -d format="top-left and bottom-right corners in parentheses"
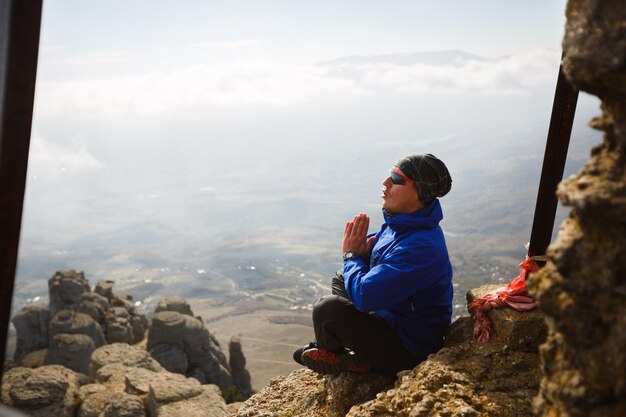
top-left (317, 49), bottom-right (488, 67)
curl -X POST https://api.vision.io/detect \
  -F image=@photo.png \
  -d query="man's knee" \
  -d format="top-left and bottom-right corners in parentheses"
top-left (313, 295), bottom-right (347, 324)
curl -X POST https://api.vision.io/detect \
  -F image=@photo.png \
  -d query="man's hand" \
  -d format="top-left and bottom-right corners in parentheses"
top-left (342, 213), bottom-right (377, 258)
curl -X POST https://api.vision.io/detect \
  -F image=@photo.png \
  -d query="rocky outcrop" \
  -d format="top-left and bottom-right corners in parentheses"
top-left (148, 302), bottom-right (242, 392)
top-left (11, 306), bottom-right (49, 362)
top-left (525, 1), bottom-right (626, 416)
top-left (49, 270), bottom-right (91, 319)
top-left (1, 344), bottom-right (229, 417)
top-left (1, 365), bottom-right (82, 417)
top-left (233, 369), bottom-right (394, 417)
top-left (11, 270), bottom-right (149, 371)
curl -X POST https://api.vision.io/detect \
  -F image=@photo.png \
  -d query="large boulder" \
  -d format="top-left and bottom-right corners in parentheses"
top-left (154, 296), bottom-right (194, 316)
top-left (49, 309), bottom-right (106, 347)
top-left (466, 284), bottom-right (547, 353)
top-left (11, 305), bottom-right (50, 361)
top-left (149, 384), bottom-right (228, 417)
top-left (1, 365), bottom-right (81, 417)
top-left (48, 270), bottom-right (91, 318)
top-left (77, 291), bottom-right (111, 323)
top-left (78, 391), bottom-right (146, 417)
top-left (148, 310), bottom-right (233, 390)
top-left (89, 343), bottom-right (163, 381)
top-left (233, 369), bottom-right (393, 417)
top-left (45, 333), bottom-right (95, 374)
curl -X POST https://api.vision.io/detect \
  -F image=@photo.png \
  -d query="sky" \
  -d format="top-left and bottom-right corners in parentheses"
top-left (17, 0), bottom-right (603, 296)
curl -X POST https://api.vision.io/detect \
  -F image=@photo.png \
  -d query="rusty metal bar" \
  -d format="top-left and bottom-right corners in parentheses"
top-left (0, 0), bottom-right (43, 384)
top-left (528, 63), bottom-right (579, 259)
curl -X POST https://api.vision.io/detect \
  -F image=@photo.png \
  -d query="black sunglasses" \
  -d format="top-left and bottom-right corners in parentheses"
top-left (390, 171), bottom-right (406, 185)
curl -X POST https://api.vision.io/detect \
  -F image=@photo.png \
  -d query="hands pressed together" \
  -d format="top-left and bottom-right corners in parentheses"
top-left (342, 213), bottom-right (376, 258)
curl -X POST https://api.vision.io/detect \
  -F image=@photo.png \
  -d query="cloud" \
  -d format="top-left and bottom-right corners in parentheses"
top-left (187, 40), bottom-right (262, 49)
top-left (35, 49), bottom-right (560, 121)
top-left (28, 133), bottom-right (103, 181)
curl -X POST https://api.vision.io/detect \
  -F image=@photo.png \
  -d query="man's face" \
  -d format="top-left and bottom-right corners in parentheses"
top-left (381, 166), bottom-right (424, 214)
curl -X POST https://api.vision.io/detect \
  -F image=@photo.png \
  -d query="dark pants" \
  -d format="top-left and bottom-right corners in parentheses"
top-left (312, 272), bottom-right (421, 376)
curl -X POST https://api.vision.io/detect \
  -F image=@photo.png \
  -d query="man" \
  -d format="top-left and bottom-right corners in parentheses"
top-left (293, 154), bottom-right (453, 376)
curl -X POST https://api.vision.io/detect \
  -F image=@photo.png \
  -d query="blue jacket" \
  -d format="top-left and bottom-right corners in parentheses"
top-left (343, 199), bottom-right (453, 358)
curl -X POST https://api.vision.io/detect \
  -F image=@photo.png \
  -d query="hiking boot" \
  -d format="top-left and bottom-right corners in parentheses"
top-left (292, 342), bottom-right (317, 365)
top-left (301, 347), bottom-right (372, 374)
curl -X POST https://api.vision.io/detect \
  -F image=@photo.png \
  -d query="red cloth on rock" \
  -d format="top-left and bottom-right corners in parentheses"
top-left (468, 256), bottom-right (540, 342)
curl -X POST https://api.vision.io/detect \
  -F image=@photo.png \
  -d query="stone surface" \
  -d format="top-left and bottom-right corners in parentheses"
top-left (233, 369), bottom-right (394, 417)
top-left (49, 309), bottom-right (106, 347)
top-left (78, 291), bottom-right (111, 323)
top-left (467, 285), bottom-right (547, 353)
top-left (151, 384), bottom-right (228, 417)
top-left (78, 390), bottom-right (145, 417)
top-left (11, 306), bottom-right (50, 361)
top-left (90, 343), bottom-right (163, 381)
top-left (229, 336), bottom-right (253, 398)
top-left (48, 270), bottom-right (91, 319)
top-left (20, 348), bottom-right (47, 368)
top-left (95, 280), bottom-right (115, 300)
top-left (1, 365), bottom-right (81, 417)
top-left (525, 1), bottom-right (626, 416)
top-left (347, 341), bottom-right (540, 417)
top-left (150, 343), bottom-right (189, 374)
top-left (45, 333), bottom-right (96, 374)
top-left (148, 309), bottom-right (234, 390)
top-left (155, 295), bottom-right (195, 316)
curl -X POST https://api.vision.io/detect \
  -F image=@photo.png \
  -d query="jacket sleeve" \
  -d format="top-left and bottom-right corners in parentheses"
top-left (343, 240), bottom-right (444, 312)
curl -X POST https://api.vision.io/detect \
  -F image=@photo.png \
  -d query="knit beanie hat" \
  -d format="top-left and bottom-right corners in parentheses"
top-left (396, 154), bottom-right (452, 205)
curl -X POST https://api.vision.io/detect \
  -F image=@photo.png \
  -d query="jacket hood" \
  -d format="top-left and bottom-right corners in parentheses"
top-left (382, 198), bottom-right (443, 229)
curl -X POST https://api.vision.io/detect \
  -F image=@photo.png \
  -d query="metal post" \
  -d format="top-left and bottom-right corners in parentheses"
top-left (527, 63), bottom-right (579, 259)
top-left (0, 0), bottom-right (43, 386)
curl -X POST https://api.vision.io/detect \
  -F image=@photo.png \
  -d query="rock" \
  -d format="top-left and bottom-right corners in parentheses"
top-left (90, 343), bottom-right (163, 381)
top-left (49, 309), bottom-right (106, 347)
top-left (141, 371), bottom-right (203, 403)
top-left (11, 306), bottom-right (50, 361)
top-left (523, 2), bottom-right (626, 416)
top-left (20, 348), bottom-right (47, 368)
top-left (155, 296), bottom-right (194, 316)
top-left (466, 285), bottom-right (547, 353)
top-left (444, 316), bottom-right (474, 348)
top-left (77, 291), bottom-right (110, 323)
top-left (152, 384), bottom-right (228, 417)
top-left (233, 369), bottom-right (393, 417)
top-left (347, 342), bottom-right (540, 417)
top-left (129, 313), bottom-right (149, 343)
top-left (148, 310), bottom-right (233, 390)
top-left (78, 390), bottom-right (145, 417)
top-left (45, 333), bottom-right (96, 374)
top-left (105, 317), bottom-right (134, 344)
top-left (149, 343), bottom-right (189, 374)
top-left (148, 311), bottom-right (187, 349)
top-left (229, 336), bottom-right (252, 397)
top-left (77, 383), bottom-right (107, 403)
top-left (48, 270), bottom-right (91, 318)
top-left (95, 280), bottom-right (115, 301)
top-left (1, 365), bottom-right (81, 417)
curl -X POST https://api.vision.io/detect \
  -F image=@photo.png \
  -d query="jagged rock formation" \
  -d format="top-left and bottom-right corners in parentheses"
top-left (229, 336), bottom-right (253, 398)
top-left (526, 1), bottom-right (626, 416)
top-left (1, 344), bottom-right (229, 417)
top-left (232, 369), bottom-right (394, 417)
top-left (11, 270), bottom-right (149, 374)
top-left (232, 284), bottom-right (546, 417)
top-left (147, 296), bottom-right (252, 394)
